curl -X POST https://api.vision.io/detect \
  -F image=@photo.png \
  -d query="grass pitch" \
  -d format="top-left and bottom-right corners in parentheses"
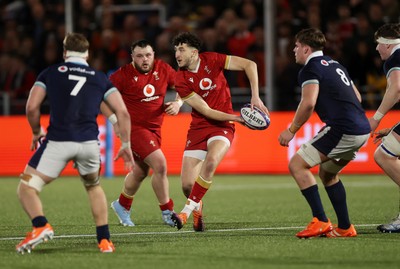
top-left (1, 174), bottom-right (399, 269)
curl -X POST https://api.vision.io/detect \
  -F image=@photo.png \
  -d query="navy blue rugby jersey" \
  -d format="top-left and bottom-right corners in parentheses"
top-left (383, 48), bottom-right (400, 77)
top-left (298, 54), bottom-right (371, 135)
top-left (384, 48), bottom-right (400, 135)
top-left (34, 59), bottom-right (117, 141)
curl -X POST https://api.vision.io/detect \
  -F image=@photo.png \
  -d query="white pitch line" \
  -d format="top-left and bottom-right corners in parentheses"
top-left (0, 224), bottom-right (380, 241)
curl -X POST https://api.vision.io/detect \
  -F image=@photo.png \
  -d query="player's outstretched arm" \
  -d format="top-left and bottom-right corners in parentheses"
top-left (227, 55), bottom-right (269, 115)
top-left (185, 93), bottom-right (243, 123)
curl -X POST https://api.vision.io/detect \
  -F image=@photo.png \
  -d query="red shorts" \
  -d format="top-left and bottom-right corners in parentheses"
top-left (185, 124), bottom-right (235, 151)
top-left (130, 127), bottom-right (161, 161)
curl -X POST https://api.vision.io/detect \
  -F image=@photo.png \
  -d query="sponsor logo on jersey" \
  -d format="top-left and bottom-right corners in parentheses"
top-left (134, 76), bottom-right (138, 81)
top-left (189, 77), bottom-right (194, 83)
top-left (321, 59), bottom-right (339, 66)
top-left (69, 67), bottom-right (95, 75)
top-left (143, 84), bottom-right (155, 97)
top-left (141, 84), bottom-right (160, 102)
top-left (58, 66), bottom-right (68, 72)
top-left (199, 78), bottom-right (216, 91)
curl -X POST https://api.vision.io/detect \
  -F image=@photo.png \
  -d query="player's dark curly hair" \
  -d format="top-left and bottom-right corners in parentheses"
top-left (131, 39), bottom-right (154, 52)
top-left (295, 28), bottom-right (326, 51)
top-left (172, 32), bottom-right (202, 51)
top-left (374, 23), bottom-right (400, 41)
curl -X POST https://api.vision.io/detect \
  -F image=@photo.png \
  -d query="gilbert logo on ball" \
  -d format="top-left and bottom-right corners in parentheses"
top-left (240, 103), bottom-right (270, 130)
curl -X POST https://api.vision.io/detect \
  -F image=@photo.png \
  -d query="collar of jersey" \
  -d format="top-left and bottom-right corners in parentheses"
top-left (390, 44), bottom-right (400, 56)
top-left (65, 57), bottom-right (89, 66)
top-left (305, 50), bottom-right (323, 65)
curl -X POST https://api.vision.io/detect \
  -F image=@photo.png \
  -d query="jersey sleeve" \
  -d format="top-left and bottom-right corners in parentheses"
top-left (298, 63), bottom-right (321, 88)
top-left (109, 68), bottom-right (125, 94)
top-left (34, 68), bottom-right (50, 89)
top-left (174, 74), bottom-right (193, 99)
top-left (204, 52), bottom-right (227, 70)
top-left (384, 53), bottom-right (400, 78)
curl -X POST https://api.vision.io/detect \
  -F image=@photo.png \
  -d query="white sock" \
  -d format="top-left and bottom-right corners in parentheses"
top-left (181, 199), bottom-right (199, 218)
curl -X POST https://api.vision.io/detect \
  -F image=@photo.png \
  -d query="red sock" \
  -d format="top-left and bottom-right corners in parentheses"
top-left (118, 193), bottom-right (133, 210)
top-left (189, 182), bottom-right (209, 203)
top-left (159, 199), bottom-right (174, 211)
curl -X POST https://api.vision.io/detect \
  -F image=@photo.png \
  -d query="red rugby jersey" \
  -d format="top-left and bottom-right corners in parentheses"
top-left (110, 59), bottom-right (176, 130)
top-left (175, 52), bottom-right (234, 129)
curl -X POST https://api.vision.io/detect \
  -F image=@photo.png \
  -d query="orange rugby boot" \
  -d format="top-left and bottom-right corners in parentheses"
top-left (98, 239), bottom-right (115, 253)
top-left (16, 223), bottom-right (54, 254)
top-left (325, 224), bottom-right (357, 238)
top-left (192, 200), bottom-right (205, 232)
top-left (296, 217), bottom-right (333, 238)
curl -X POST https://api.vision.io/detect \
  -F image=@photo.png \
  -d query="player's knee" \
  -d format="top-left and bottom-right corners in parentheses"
top-left (19, 173), bottom-right (46, 192)
top-left (81, 174), bottom-right (100, 187)
top-left (374, 148), bottom-right (385, 166)
top-left (203, 157), bottom-right (218, 172)
top-left (288, 158), bottom-right (301, 176)
top-left (152, 164), bottom-right (167, 176)
top-left (319, 169), bottom-right (337, 184)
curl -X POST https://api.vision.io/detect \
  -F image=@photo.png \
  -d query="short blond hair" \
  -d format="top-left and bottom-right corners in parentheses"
top-left (63, 33), bottom-right (89, 53)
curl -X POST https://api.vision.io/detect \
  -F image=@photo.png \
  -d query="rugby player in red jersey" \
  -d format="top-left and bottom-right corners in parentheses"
top-left (106, 40), bottom-right (182, 227)
top-left (171, 32), bottom-right (269, 231)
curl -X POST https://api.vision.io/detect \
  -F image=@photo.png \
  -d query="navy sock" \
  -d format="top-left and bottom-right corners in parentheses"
top-left (96, 225), bottom-right (110, 243)
top-left (32, 216), bottom-right (48, 228)
top-left (301, 184), bottom-right (328, 222)
top-left (325, 180), bottom-right (350, 229)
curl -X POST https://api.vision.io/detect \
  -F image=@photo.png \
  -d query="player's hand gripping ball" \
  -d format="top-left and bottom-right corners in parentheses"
top-left (240, 103), bottom-right (270, 130)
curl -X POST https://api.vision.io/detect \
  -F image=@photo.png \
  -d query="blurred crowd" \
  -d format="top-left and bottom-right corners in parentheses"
top-left (0, 0), bottom-right (399, 114)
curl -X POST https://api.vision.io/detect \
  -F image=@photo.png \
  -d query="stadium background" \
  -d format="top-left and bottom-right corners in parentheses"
top-left (1, 0), bottom-right (399, 176)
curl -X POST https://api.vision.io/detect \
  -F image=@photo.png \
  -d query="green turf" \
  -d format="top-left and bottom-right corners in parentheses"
top-left (1, 175), bottom-right (399, 269)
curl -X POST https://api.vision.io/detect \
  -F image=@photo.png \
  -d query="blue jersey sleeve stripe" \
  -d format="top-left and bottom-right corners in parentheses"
top-left (34, 81), bottom-right (46, 90)
top-left (386, 67), bottom-right (400, 78)
top-left (104, 87), bottom-right (118, 100)
top-left (301, 79), bottom-right (319, 88)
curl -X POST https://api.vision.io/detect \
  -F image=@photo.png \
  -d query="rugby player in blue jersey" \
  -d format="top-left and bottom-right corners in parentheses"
top-left (368, 23), bottom-right (400, 233)
top-left (278, 28), bottom-right (370, 238)
top-left (15, 33), bottom-right (134, 253)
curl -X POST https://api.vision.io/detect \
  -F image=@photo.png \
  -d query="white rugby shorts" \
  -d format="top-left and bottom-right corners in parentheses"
top-left (297, 126), bottom-right (369, 173)
top-left (34, 140), bottom-right (101, 178)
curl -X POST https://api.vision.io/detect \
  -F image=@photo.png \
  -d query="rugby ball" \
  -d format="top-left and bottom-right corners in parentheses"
top-left (240, 103), bottom-right (270, 130)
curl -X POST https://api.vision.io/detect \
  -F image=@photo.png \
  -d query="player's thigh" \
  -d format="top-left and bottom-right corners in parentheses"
top-left (75, 141), bottom-right (101, 176)
top-left (131, 127), bottom-right (162, 162)
top-left (30, 140), bottom-right (76, 179)
top-left (378, 130), bottom-right (400, 157)
top-left (319, 132), bottom-right (369, 176)
top-left (206, 138), bottom-right (231, 165)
